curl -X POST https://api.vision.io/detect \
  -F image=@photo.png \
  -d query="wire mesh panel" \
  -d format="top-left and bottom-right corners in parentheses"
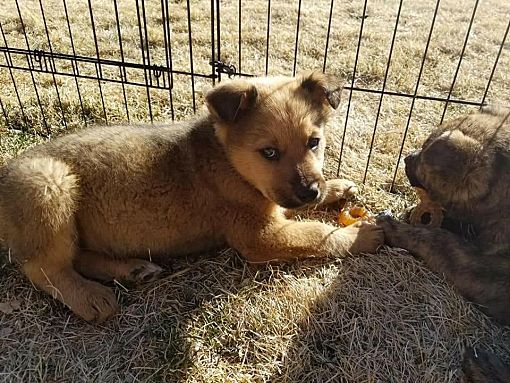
top-left (0, 0), bottom-right (508, 189)
top-left (0, 0), bottom-right (221, 135)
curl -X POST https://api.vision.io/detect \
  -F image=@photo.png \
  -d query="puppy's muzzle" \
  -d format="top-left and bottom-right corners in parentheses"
top-left (292, 180), bottom-right (321, 204)
top-left (404, 150), bottom-right (423, 189)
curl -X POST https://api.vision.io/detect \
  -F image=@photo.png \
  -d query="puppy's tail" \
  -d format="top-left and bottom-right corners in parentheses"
top-left (0, 157), bottom-right (79, 254)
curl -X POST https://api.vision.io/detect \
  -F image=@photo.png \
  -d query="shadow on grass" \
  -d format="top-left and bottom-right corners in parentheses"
top-left (1, 248), bottom-right (509, 382)
top-left (270, 250), bottom-right (510, 382)
top-left (0, 248), bottom-right (251, 382)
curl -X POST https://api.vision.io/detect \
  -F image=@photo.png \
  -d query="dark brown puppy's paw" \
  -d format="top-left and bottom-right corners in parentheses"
top-left (461, 347), bottom-right (510, 383)
top-left (375, 210), bottom-right (428, 250)
top-left (343, 221), bottom-right (384, 254)
top-left (375, 211), bottom-right (403, 247)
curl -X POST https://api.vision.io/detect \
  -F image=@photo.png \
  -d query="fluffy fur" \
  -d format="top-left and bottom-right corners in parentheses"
top-left (377, 107), bottom-right (510, 382)
top-left (0, 72), bottom-right (383, 322)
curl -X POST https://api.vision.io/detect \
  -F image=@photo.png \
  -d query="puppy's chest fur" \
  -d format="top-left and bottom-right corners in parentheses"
top-left (22, 118), bottom-right (260, 257)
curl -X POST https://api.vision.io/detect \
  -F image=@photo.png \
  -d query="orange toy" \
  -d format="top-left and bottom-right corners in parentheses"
top-left (338, 205), bottom-right (370, 226)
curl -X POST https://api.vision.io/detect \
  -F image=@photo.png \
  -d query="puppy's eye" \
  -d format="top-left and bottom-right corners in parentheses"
top-left (259, 147), bottom-right (280, 161)
top-left (308, 137), bottom-right (320, 150)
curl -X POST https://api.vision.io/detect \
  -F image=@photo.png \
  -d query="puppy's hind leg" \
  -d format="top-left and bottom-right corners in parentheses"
top-left (74, 251), bottom-right (163, 284)
top-left (0, 157), bottom-right (118, 322)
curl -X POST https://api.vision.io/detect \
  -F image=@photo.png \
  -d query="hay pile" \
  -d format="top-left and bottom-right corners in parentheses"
top-left (1, 244), bottom-right (509, 382)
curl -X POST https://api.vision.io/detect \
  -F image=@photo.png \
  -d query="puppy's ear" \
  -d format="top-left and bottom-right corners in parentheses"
top-left (424, 129), bottom-right (483, 175)
top-left (481, 104), bottom-right (510, 118)
top-left (300, 71), bottom-right (344, 109)
top-left (205, 80), bottom-right (258, 123)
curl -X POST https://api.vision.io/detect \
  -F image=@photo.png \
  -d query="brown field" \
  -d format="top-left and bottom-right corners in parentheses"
top-left (0, 0), bottom-right (509, 382)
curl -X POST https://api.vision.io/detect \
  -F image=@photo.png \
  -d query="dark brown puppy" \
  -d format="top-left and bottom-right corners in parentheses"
top-left (461, 348), bottom-right (510, 383)
top-left (0, 71), bottom-right (383, 323)
top-left (378, 107), bottom-right (509, 323)
top-left (378, 107), bottom-right (510, 382)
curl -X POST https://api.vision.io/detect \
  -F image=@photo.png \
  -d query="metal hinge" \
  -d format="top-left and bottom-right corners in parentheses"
top-left (210, 60), bottom-right (237, 78)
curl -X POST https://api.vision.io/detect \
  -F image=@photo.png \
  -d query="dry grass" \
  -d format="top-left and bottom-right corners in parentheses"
top-left (1, 0), bottom-right (510, 382)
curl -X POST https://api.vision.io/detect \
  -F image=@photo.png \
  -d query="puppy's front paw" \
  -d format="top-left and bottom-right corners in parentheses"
top-left (343, 221), bottom-right (384, 254)
top-left (323, 179), bottom-right (358, 204)
top-left (375, 209), bottom-right (394, 223)
top-left (376, 212), bottom-right (410, 248)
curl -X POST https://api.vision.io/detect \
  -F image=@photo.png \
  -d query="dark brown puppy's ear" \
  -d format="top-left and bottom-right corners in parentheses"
top-left (205, 80), bottom-right (258, 122)
top-left (423, 130), bottom-right (482, 176)
top-left (300, 71), bottom-right (344, 109)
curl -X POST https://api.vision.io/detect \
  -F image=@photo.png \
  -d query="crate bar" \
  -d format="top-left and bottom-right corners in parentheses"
top-left (292, 0), bottom-right (302, 76)
top-left (62, 0), bottom-right (87, 126)
top-left (265, 0), bottom-right (271, 75)
top-left (0, 50), bottom-right (211, 82)
top-left (161, 0), bottom-right (175, 121)
top-left (0, 97), bottom-right (8, 127)
top-left (87, 0), bottom-right (108, 124)
top-left (141, 0), bottom-right (152, 87)
top-left (439, 0), bottom-right (479, 124)
top-left (480, 18), bottom-right (510, 108)
top-left (186, 0), bottom-right (196, 112)
top-left (0, 23), bottom-right (28, 130)
top-left (39, 0), bottom-right (68, 129)
top-left (113, 0), bottom-right (130, 122)
top-left (336, 0), bottom-right (368, 177)
top-left (347, 86), bottom-right (482, 106)
top-left (238, 0), bottom-right (242, 74)
top-left (211, 0), bottom-right (216, 85)
top-left (135, 0), bottom-right (153, 122)
top-left (14, 0), bottom-right (49, 134)
top-left (134, 0), bottom-right (152, 122)
top-left (0, 61), bottom-right (212, 89)
top-left (215, 0), bottom-right (221, 82)
top-left (0, 47), bottom-right (209, 78)
top-left (362, 0), bottom-right (403, 184)
top-left (390, 0), bottom-right (441, 190)
top-left (141, 0), bottom-right (154, 121)
top-left (1, 45), bottom-right (487, 106)
top-left (322, 0), bottom-right (334, 73)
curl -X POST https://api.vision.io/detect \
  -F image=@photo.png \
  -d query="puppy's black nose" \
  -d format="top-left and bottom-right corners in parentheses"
top-left (404, 150), bottom-right (419, 166)
top-left (404, 150), bottom-right (423, 188)
top-left (294, 182), bottom-right (320, 203)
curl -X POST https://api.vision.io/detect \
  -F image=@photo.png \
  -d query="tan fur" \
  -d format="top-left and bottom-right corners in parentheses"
top-left (0, 72), bottom-right (383, 322)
